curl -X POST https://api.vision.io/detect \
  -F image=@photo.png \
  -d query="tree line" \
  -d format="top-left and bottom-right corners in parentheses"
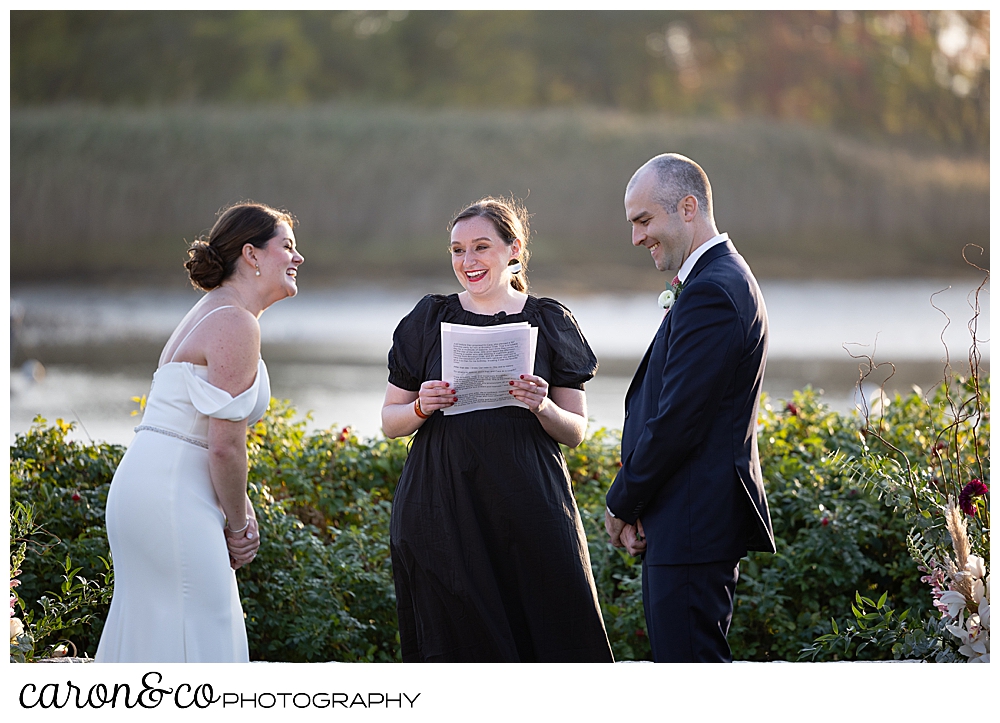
top-left (11, 10), bottom-right (989, 152)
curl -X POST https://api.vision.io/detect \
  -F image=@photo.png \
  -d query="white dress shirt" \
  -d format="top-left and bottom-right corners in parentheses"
top-left (677, 232), bottom-right (729, 283)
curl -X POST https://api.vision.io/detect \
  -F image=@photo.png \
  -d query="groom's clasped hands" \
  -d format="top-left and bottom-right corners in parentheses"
top-left (620, 519), bottom-right (646, 557)
top-left (606, 512), bottom-right (647, 557)
top-left (604, 511), bottom-right (646, 557)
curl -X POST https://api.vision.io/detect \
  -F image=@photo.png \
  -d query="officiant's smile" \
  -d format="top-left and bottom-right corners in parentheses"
top-left (449, 215), bottom-right (523, 307)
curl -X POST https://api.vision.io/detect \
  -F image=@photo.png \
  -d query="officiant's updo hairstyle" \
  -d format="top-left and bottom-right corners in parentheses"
top-left (185, 202), bottom-right (295, 291)
top-left (449, 196), bottom-right (531, 293)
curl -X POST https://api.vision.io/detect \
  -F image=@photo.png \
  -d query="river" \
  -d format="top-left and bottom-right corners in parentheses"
top-left (9, 278), bottom-right (989, 445)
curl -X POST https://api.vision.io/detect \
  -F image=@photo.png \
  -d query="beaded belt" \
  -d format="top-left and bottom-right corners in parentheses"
top-left (134, 424), bottom-right (209, 449)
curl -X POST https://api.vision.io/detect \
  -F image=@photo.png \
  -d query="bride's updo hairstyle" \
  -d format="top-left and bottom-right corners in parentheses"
top-left (185, 202), bottom-right (295, 291)
top-left (449, 196), bottom-right (531, 293)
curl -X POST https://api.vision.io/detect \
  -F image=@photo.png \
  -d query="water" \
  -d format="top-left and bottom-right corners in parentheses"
top-left (9, 279), bottom-right (989, 445)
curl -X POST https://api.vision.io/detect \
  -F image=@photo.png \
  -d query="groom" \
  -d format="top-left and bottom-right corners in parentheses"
top-left (604, 153), bottom-right (775, 662)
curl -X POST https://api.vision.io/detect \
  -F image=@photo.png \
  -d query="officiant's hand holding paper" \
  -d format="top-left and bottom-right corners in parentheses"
top-left (417, 380), bottom-right (458, 415)
top-left (441, 321), bottom-right (538, 416)
top-left (509, 373), bottom-right (550, 414)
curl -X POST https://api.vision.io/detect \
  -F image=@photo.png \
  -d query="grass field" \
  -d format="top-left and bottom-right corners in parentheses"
top-left (11, 104), bottom-right (989, 287)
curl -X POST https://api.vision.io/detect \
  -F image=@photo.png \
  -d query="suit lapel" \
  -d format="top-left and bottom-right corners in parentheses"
top-left (624, 337), bottom-right (655, 408)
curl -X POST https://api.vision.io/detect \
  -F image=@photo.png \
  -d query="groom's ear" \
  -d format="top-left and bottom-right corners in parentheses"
top-left (679, 195), bottom-right (699, 222)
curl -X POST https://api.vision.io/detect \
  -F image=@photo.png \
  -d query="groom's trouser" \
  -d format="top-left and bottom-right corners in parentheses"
top-left (642, 558), bottom-right (740, 663)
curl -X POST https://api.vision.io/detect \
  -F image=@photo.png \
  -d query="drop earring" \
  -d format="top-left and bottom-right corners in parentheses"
top-left (507, 260), bottom-right (522, 274)
top-left (255, 264), bottom-right (261, 277)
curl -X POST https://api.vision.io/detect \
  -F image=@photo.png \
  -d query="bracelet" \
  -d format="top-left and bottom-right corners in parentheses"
top-left (226, 518), bottom-right (250, 534)
top-left (414, 398), bottom-right (430, 419)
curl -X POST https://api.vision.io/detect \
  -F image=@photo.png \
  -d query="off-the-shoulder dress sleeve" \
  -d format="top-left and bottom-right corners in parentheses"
top-left (387, 295), bottom-right (443, 392)
top-left (535, 297), bottom-right (598, 390)
top-left (181, 360), bottom-right (268, 421)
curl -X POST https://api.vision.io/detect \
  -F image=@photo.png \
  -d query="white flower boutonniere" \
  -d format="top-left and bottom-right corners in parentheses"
top-left (658, 276), bottom-right (684, 311)
top-left (657, 288), bottom-right (675, 310)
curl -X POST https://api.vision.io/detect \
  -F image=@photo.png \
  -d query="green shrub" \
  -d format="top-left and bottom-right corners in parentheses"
top-left (239, 400), bottom-right (406, 661)
top-left (12, 380), bottom-right (983, 662)
top-left (9, 419), bottom-right (122, 657)
top-left (803, 371), bottom-right (990, 661)
top-left (9, 408), bottom-right (406, 662)
top-left (727, 388), bottom-right (936, 660)
top-left (563, 427), bottom-right (652, 660)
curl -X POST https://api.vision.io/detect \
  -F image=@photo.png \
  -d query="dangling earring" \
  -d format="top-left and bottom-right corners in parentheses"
top-left (255, 264), bottom-right (261, 277)
top-left (507, 259), bottom-right (522, 274)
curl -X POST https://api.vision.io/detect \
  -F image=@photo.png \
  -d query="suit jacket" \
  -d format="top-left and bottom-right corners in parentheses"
top-left (606, 240), bottom-right (775, 565)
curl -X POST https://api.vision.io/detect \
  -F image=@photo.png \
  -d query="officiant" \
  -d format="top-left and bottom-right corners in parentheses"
top-left (380, 196), bottom-right (614, 662)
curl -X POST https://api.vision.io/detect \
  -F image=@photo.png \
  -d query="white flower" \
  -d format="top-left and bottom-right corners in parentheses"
top-left (658, 289), bottom-right (676, 310)
top-left (10, 617), bottom-right (24, 643)
top-left (939, 590), bottom-right (968, 619)
top-left (972, 578), bottom-right (986, 605)
top-left (959, 628), bottom-right (990, 661)
top-left (967, 555), bottom-right (987, 580)
top-left (978, 574), bottom-right (990, 630)
top-left (946, 609), bottom-right (991, 662)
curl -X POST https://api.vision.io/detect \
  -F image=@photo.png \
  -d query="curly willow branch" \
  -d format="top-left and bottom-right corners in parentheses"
top-left (842, 335), bottom-right (919, 504)
top-left (961, 244), bottom-right (988, 482)
top-left (845, 248), bottom-right (989, 514)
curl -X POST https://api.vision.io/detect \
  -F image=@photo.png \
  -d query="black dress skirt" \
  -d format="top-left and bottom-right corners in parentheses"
top-left (387, 294), bottom-right (614, 662)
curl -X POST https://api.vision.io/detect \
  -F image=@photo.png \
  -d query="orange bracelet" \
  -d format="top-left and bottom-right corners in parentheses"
top-left (414, 398), bottom-right (430, 419)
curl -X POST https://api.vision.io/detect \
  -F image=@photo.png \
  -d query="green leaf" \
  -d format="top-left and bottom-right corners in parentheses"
top-left (877, 591), bottom-right (888, 610)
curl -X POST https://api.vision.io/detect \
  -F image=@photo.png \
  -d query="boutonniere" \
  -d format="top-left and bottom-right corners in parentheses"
top-left (657, 276), bottom-right (684, 311)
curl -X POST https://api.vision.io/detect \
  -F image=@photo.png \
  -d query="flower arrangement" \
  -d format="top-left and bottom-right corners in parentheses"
top-left (934, 499), bottom-right (990, 661)
top-left (806, 247), bottom-right (989, 661)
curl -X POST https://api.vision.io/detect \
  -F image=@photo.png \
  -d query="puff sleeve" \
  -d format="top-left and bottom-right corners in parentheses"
top-left (387, 295), bottom-right (443, 392)
top-left (535, 298), bottom-right (598, 390)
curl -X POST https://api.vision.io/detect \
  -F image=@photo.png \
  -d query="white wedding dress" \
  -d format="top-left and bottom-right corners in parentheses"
top-left (96, 307), bottom-right (270, 663)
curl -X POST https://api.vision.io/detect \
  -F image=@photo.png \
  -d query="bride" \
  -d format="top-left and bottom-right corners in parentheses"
top-left (95, 202), bottom-right (304, 663)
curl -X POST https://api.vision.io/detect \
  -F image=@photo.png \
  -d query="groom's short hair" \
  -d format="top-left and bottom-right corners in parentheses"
top-left (638, 153), bottom-right (713, 220)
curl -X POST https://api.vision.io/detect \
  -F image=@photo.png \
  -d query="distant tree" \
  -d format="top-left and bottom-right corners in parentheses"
top-left (11, 10), bottom-right (988, 150)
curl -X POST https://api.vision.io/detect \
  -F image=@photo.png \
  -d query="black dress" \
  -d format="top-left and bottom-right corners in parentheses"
top-left (387, 294), bottom-right (614, 662)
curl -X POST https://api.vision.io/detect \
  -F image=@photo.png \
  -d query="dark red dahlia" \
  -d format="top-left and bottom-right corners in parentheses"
top-left (958, 479), bottom-right (988, 516)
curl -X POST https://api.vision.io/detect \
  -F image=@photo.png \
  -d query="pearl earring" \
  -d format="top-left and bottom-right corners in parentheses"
top-left (255, 264), bottom-right (261, 277)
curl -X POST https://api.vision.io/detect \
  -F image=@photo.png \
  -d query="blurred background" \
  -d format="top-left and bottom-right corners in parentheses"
top-left (9, 9), bottom-right (990, 443)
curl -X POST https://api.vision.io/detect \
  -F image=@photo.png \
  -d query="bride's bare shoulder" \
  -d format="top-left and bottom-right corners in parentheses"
top-left (161, 304), bottom-right (259, 368)
top-left (199, 306), bottom-right (260, 352)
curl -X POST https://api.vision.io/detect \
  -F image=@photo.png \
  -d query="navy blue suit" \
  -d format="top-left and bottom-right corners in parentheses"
top-left (606, 239), bottom-right (775, 661)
